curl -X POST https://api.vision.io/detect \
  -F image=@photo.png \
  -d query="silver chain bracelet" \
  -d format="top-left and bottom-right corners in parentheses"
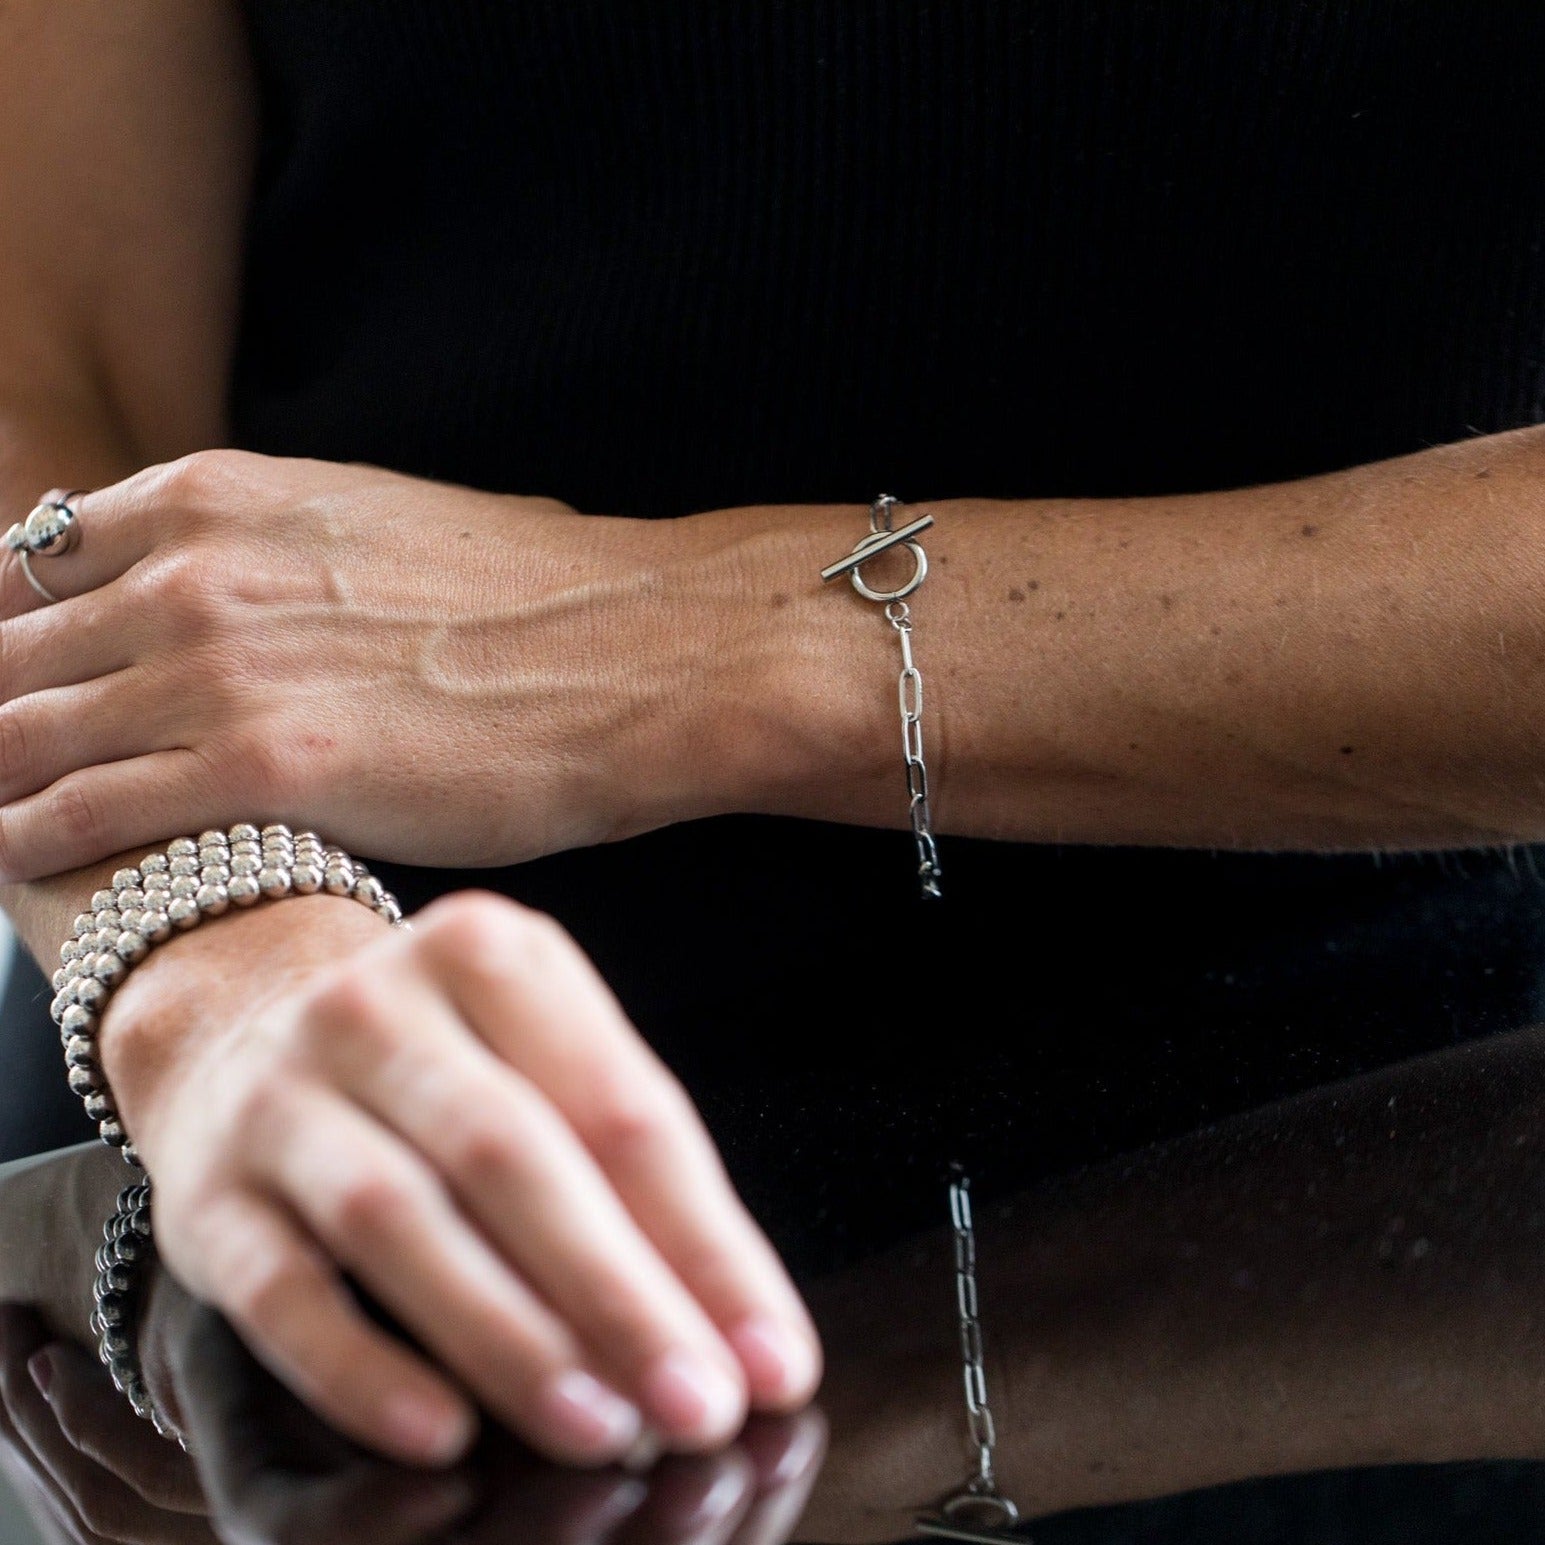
top-left (915, 1166), bottom-right (1024, 1544)
top-left (820, 493), bottom-right (943, 899)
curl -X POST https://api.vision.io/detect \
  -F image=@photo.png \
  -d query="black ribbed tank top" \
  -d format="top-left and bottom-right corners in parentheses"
top-left (217, 2), bottom-right (1545, 1276)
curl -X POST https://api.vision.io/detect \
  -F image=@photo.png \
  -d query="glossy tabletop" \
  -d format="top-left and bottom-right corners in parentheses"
top-left (1, 1013), bottom-right (1544, 1544)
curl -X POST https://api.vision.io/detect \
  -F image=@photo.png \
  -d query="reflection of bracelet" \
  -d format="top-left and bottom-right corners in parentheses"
top-left (51, 824), bottom-right (403, 1169)
top-left (820, 494), bottom-right (943, 899)
top-left (915, 1166), bottom-right (1023, 1544)
top-left (91, 1180), bottom-right (187, 1449)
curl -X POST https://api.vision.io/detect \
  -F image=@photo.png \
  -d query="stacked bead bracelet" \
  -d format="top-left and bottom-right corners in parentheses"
top-left (51, 823), bottom-right (404, 1168)
top-left (51, 824), bottom-right (407, 1443)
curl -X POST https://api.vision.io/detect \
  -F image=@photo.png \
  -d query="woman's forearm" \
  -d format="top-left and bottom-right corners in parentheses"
top-left (685, 423), bottom-right (1545, 850)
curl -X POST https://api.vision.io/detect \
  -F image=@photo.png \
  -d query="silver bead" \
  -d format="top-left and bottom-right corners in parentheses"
top-left (227, 874), bottom-right (261, 906)
top-left (52, 967), bottom-right (68, 991)
top-left (115, 931), bottom-right (149, 964)
top-left (352, 876), bottom-right (385, 907)
top-left (68, 1064), bottom-right (103, 1096)
top-left (92, 928), bottom-right (118, 954)
top-left (198, 863), bottom-right (231, 886)
top-left (168, 855), bottom-right (200, 878)
top-left (196, 829), bottom-right (227, 849)
top-left (60, 939), bottom-right (79, 964)
top-left (77, 979), bottom-right (108, 1011)
top-left (168, 875), bottom-right (199, 899)
top-left (229, 823), bottom-right (260, 843)
top-left (115, 886), bottom-right (144, 910)
top-left (117, 909), bottom-right (143, 933)
top-left (323, 865), bottom-right (354, 895)
top-left (64, 1034), bottom-right (96, 1067)
top-left (167, 837), bottom-right (198, 858)
top-left (84, 1093), bottom-right (116, 1122)
top-left (91, 889), bottom-right (118, 913)
top-left (195, 883), bottom-right (229, 915)
top-left (230, 838), bottom-right (262, 858)
top-left (23, 501), bottom-right (75, 554)
top-left (139, 853), bottom-right (169, 875)
top-left (73, 913), bottom-right (96, 938)
top-left (261, 824), bottom-right (293, 841)
top-left (375, 899), bottom-right (404, 926)
top-left (99, 1119), bottom-right (127, 1147)
top-left (49, 991), bottom-right (72, 1024)
top-left (257, 866), bottom-right (292, 899)
top-left (167, 896), bottom-right (200, 930)
top-left (229, 854), bottom-right (261, 877)
top-left (93, 954), bottom-right (127, 987)
top-left (291, 863), bottom-right (324, 894)
top-left (137, 911), bottom-right (172, 943)
top-left (111, 868), bottom-right (141, 893)
top-left (122, 1143), bottom-right (143, 1169)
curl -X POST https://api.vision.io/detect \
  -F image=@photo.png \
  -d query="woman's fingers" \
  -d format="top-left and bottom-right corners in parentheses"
top-left (0, 747), bottom-right (225, 883)
top-left (306, 947), bottom-right (753, 1453)
top-left (32, 1342), bottom-right (204, 1514)
top-left (170, 1191), bottom-right (477, 1470)
top-left (0, 584), bottom-right (139, 701)
top-left (414, 895), bottom-right (823, 1411)
top-left (245, 1085), bottom-right (652, 1468)
top-left (0, 670), bottom-right (175, 806)
top-left (0, 1325), bottom-right (212, 1545)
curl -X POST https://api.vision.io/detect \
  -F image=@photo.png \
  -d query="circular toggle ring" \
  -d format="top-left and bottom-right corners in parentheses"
top-left (846, 527), bottom-right (929, 604)
top-left (6, 489), bottom-right (87, 604)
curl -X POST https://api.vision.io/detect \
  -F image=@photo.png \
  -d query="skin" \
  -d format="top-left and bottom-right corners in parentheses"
top-left (3, 0), bottom-right (1545, 1482)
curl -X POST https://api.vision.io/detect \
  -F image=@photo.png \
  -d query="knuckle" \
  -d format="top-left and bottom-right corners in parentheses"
top-left (442, 1117), bottom-right (535, 1188)
top-left (296, 971), bottom-right (399, 1065)
top-left (584, 1081), bottom-right (670, 1170)
top-left (328, 1170), bottom-right (413, 1242)
top-left (158, 447), bottom-right (256, 508)
top-left (223, 721), bottom-right (310, 806)
top-left (47, 776), bottom-right (103, 852)
top-left (0, 703), bottom-right (33, 788)
top-left (147, 549), bottom-right (222, 636)
top-left (223, 1250), bottom-right (310, 1338)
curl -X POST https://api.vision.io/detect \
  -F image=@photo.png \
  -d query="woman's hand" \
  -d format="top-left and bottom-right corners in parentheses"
top-left (0, 1303), bottom-right (213, 1545)
top-left (100, 887), bottom-right (823, 1470)
top-left (0, 449), bottom-right (764, 882)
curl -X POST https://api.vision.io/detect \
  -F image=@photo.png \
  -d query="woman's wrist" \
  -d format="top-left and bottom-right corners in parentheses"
top-left (655, 501), bottom-right (900, 828)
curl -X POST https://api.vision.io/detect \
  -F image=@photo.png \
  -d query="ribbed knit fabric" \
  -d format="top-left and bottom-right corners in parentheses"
top-left (169, 3), bottom-right (1545, 1272)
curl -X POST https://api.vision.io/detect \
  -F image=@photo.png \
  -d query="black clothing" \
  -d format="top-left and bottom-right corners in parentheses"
top-left (11, 2), bottom-right (1545, 1277)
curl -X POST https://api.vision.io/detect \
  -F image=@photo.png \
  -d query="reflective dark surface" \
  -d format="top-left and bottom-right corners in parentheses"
top-left (4, 1019), bottom-right (1545, 1542)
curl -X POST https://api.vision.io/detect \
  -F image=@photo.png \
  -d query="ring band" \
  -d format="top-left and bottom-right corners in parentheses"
top-left (17, 551), bottom-right (60, 603)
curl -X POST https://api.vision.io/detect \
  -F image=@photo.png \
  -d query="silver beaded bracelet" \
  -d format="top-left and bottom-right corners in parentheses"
top-left (52, 823), bottom-right (407, 1439)
top-left (820, 493), bottom-right (943, 899)
top-left (52, 824), bottom-right (403, 1168)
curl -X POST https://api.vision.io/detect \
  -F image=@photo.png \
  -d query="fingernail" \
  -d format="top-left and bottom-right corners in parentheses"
top-left (384, 1392), bottom-right (475, 1465)
top-left (542, 1369), bottom-right (643, 1459)
top-left (641, 1350), bottom-right (743, 1441)
top-left (728, 1315), bottom-right (818, 1403)
top-left (27, 1349), bottom-right (53, 1400)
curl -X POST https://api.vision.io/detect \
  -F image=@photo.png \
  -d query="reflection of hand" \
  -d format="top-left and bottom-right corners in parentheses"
top-left (171, 1301), bottom-right (826, 1545)
top-left (104, 888), bottom-right (822, 1471)
top-left (0, 1304), bottom-right (211, 1545)
top-left (0, 450), bottom-right (741, 882)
